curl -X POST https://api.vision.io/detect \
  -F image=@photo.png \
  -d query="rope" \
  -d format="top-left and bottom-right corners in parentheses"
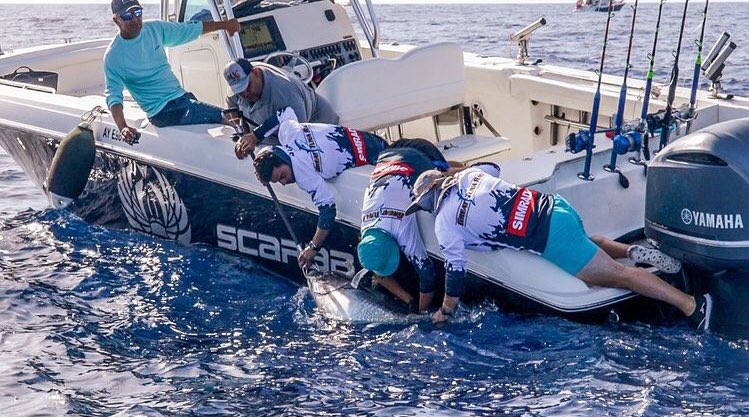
top-left (80, 106), bottom-right (107, 128)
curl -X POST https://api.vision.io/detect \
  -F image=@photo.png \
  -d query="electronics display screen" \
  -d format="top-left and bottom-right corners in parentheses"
top-left (240, 17), bottom-right (286, 59)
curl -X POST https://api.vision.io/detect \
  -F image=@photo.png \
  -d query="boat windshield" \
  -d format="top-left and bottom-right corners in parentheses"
top-left (232, 0), bottom-right (298, 19)
top-left (185, 0), bottom-right (304, 22)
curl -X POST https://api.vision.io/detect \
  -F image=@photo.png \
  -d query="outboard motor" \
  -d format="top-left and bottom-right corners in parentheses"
top-left (645, 117), bottom-right (749, 338)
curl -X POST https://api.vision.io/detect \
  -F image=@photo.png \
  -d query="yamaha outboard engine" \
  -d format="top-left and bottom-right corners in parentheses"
top-left (645, 117), bottom-right (749, 338)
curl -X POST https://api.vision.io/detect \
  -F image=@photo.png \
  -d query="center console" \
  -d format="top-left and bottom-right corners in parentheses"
top-left (236, 2), bottom-right (362, 81)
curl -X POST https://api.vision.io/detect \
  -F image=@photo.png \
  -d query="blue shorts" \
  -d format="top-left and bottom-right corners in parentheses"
top-left (149, 92), bottom-right (223, 128)
top-left (541, 195), bottom-right (599, 276)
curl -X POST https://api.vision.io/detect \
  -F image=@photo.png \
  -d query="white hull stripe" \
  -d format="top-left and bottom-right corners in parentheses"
top-left (647, 221), bottom-right (749, 248)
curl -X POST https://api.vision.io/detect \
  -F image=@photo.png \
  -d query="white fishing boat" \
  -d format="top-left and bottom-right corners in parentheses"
top-left (1, 0), bottom-right (748, 333)
top-left (576, 0), bottom-right (626, 12)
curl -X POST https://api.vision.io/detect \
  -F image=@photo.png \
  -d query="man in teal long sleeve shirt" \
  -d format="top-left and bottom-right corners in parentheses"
top-left (104, 0), bottom-right (240, 143)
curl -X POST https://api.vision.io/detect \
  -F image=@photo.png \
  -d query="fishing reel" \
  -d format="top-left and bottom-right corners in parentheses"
top-left (601, 129), bottom-right (640, 189)
top-left (645, 110), bottom-right (674, 136)
top-left (612, 130), bottom-right (642, 155)
top-left (673, 103), bottom-right (697, 124)
top-left (627, 118), bottom-right (648, 136)
top-left (625, 117), bottom-right (653, 167)
top-left (221, 107), bottom-right (248, 142)
top-left (604, 124), bottom-right (642, 155)
top-left (566, 130), bottom-right (593, 154)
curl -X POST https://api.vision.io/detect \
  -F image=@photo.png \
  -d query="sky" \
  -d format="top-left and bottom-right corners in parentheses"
top-left (0, 0), bottom-right (746, 3)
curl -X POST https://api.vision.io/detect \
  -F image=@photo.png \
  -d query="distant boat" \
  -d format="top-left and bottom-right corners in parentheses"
top-left (575, 0), bottom-right (626, 12)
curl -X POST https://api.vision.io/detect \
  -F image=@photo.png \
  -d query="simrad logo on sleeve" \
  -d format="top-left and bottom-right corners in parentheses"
top-left (508, 188), bottom-right (537, 237)
top-left (344, 128), bottom-right (369, 166)
top-left (372, 161), bottom-right (414, 179)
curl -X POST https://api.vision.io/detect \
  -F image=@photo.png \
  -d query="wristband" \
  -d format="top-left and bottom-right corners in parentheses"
top-left (307, 241), bottom-right (321, 252)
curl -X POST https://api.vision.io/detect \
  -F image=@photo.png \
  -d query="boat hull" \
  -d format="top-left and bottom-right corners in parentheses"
top-left (0, 123), bottom-right (642, 321)
top-left (576, 1), bottom-right (626, 12)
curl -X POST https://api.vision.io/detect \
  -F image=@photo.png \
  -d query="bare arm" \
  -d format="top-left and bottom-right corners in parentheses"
top-left (110, 104), bottom-right (127, 131)
top-left (298, 227), bottom-right (330, 268)
top-left (202, 19), bottom-right (240, 36)
top-left (310, 227), bottom-right (330, 248)
top-left (110, 104), bottom-right (138, 144)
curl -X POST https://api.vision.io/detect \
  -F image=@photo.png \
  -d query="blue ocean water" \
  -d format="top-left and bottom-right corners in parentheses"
top-left (1, 3), bottom-right (749, 415)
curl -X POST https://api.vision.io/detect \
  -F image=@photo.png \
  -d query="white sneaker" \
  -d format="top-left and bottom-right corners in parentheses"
top-left (627, 245), bottom-right (682, 274)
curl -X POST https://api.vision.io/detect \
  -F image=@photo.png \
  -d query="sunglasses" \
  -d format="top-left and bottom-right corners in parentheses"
top-left (120, 7), bottom-right (143, 22)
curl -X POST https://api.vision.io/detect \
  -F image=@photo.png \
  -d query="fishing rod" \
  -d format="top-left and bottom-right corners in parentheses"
top-left (684, 0), bottom-right (710, 134)
top-left (604, 0), bottom-right (641, 188)
top-left (213, 14), bottom-right (317, 282)
top-left (658, 0), bottom-right (691, 151)
top-left (629, 0), bottom-right (666, 165)
top-left (250, 148), bottom-right (317, 282)
top-left (223, 109), bottom-right (314, 284)
top-left (566, 0), bottom-right (616, 181)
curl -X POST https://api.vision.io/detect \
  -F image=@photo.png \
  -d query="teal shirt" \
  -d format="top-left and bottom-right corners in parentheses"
top-left (104, 20), bottom-right (203, 117)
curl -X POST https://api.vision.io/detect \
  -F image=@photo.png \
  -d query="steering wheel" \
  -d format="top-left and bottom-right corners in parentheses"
top-left (263, 52), bottom-right (315, 84)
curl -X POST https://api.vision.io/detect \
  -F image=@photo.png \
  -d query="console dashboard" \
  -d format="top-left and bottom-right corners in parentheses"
top-left (235, 1), bottom-right (362, 81)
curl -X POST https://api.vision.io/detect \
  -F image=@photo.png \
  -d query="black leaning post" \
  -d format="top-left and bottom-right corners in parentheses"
top-left (578, 0), bottom-right (616, 181)
top-left (659, 0), bottom-right (691, 151)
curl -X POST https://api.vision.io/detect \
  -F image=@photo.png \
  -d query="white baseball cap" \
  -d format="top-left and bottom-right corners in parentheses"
top-left (223, 59), bottom-right (253, 96)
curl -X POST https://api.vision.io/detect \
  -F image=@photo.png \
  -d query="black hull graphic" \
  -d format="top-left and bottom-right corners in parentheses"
top-left (0, 125), bottom-right (643, 320)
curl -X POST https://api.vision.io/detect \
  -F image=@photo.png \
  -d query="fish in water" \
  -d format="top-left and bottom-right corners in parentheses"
top-left (306, 270), bottom-right (414, 324)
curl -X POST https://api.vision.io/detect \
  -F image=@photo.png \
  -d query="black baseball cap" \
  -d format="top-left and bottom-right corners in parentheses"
top-left (111, 0), bottom-right (141, 15)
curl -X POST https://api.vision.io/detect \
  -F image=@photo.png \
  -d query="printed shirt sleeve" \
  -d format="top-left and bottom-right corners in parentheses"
top-left (435, 211), bottom-right (467, 276)
top-left (155, 20), bottom-right (203, 47)
top-left (294, 160), bottom-right (337, 229)
top-left (253, 106), bottom-right (301, 144)
top-left (469, 162), bottom-right (501, 178)
top-left (399, 216), bottom-right (436, 293)
top-left (104, 55), bottom-right (124, 109)
top-left (399, 217), bottom-right (428, 262)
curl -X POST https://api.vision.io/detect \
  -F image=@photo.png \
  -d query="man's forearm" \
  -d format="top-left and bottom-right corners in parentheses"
top-left (110, 104), bottom-right (128, 131)
top-left (311, 227), bottom-right (329, 247)
top-left (202, 19), bottom-right (239, 35)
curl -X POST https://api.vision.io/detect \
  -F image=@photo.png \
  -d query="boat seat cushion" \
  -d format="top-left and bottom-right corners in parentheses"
top-left (437, 134), bottom-right (511, 163)
top-left (316, 42), bottom-right (466, 131)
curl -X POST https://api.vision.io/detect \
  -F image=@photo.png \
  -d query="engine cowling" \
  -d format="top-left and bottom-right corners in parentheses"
top-left (645, 117), bottom-right (749, 271)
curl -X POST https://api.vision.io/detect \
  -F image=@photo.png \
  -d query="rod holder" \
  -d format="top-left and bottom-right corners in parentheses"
top-left (511, 18), bottom-right (546, 65)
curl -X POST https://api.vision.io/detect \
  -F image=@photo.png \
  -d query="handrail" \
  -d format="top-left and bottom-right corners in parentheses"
top-left (208, 0), bottom-right (244, 61)
top-left (216, 0), bottom-right (244, 59)
top-left (350, 0), bottom-right (381, 58)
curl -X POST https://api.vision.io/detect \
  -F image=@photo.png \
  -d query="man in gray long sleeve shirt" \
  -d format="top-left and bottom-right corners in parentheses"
top-left (223, 58), bottom-right (339, 137)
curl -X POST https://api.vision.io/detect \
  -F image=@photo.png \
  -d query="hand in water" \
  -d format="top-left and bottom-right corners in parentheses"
top-left (431, 307), bottom-right (452, 324)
